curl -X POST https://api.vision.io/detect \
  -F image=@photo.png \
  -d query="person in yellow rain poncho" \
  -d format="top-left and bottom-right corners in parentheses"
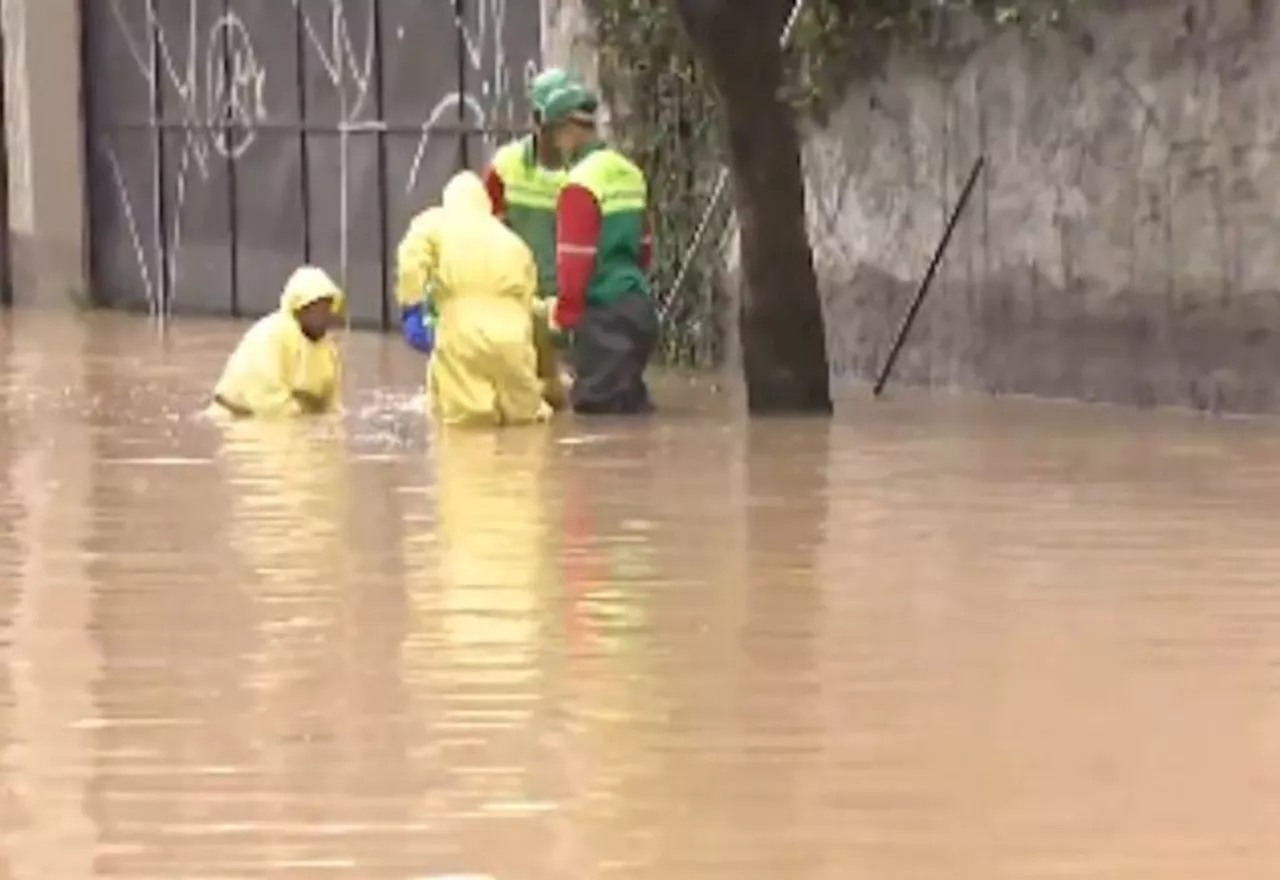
top-left (209, 266), bottom-right (345, 418)
top-left (394, 170), bottom-right (552, 426)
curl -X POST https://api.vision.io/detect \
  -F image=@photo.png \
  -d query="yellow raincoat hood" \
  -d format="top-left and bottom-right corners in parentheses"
top-left (210, 265), bottom-right (346, 418)
top-left (280, 266), bottom-right (345, 315)
top-left (441, 171), bottom-right (493, 215)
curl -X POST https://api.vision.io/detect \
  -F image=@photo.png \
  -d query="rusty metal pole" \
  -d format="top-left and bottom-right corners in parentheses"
top-left (872, 155), bottom-right (985, 397)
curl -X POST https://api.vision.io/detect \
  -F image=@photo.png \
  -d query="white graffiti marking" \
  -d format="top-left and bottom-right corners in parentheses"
top-left (291, 0), bottom-right (379, 292)
top-left (292, 0), bottom-right (376, 122)
top-left (207, 14), bottom-right (267, 161)
top-left (99, 0), bottom-right (538, 315)
top-left (405, 0), bottom-right (539, 194)
top-left (105, 0), bottom-right (268, 314)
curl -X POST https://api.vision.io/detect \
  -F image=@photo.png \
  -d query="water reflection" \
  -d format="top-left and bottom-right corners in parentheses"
top-left (555, 426), bottom-right (674, 877)
top-left (221, 420), bottom-right (349, 590)
top-left (2, 311), bottom-right (100, 878)
top-left (407, 426), bottom-right (563, 876)
top-left (216, 420), bottom-right (427, 874)
top-left (2, 309), bottom-right (1280, 877)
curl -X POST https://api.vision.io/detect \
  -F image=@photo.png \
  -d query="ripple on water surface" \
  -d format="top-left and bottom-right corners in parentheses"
top-left (2, 309), bottom-right (1280, 877)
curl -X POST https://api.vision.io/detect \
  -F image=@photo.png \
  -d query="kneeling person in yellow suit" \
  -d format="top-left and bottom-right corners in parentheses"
top-left (395, 170), bottom-right (552, 426)
top-left (210, 266), bottom-right (344, 417)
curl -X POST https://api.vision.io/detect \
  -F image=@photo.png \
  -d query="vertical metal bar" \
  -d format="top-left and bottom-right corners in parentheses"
top-left (0, 21), bottom-right (12, 306)
top-left (147, 0), bottom-right (170, 317)
top-left (74, 0), bottom-right (92, 305)
top-left (371, 0), bottom-right (391, 331)
top-left (337, 7), bottom-right (349, 296)
top-left (455, 0), bottom-right (469, 169)
top-left (295, 0), bottom-right (312, 263)
top-left (223, 0), bottom-right (240, 317)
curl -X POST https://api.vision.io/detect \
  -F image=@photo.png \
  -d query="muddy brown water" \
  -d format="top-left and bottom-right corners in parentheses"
top-left (3, 308), bottom-right (1280, 878)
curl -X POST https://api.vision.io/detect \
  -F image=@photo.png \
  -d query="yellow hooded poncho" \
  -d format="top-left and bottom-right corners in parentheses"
top-left (211, 266), bottom-right (345, 418)
top-left (395, 171), bottom-right (550, 426)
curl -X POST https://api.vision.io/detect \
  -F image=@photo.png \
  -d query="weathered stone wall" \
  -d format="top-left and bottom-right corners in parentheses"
top-left (807, 0), bottom-right (1280, 412)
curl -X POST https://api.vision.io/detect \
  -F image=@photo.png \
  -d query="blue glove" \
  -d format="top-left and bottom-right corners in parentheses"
top-left (400, 303), bottom-right (435, 354)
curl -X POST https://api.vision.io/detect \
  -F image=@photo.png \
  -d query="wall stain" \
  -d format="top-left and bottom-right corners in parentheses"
top-left (800, 0), bottom-right (1280, 413)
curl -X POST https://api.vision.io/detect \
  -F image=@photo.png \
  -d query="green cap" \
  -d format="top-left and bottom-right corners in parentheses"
top-left (538, 80), bottom-right (599, 126)
top-left (529, 68), bottom-right (572, 115)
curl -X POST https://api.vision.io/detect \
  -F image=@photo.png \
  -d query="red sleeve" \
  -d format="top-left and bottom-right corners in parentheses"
top-left (554, 183), bottom-right (601, 330)
top-left (640, 211), bottom-right (653, 271)
top-left (482, 164), bottom-right (506, 218)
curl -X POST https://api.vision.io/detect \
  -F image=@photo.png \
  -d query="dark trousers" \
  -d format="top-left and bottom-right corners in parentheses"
top-left (570, 292), bottom-right (658, 415)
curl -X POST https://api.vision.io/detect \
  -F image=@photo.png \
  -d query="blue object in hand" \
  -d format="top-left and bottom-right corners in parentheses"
top-left (400, 303), bottom-right (435, 354)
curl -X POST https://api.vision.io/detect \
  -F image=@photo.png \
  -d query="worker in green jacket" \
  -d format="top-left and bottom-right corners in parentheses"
top-left (481, 68), bottom-right (593, 410)
top-left (541, 81), bottom-right (657, 415)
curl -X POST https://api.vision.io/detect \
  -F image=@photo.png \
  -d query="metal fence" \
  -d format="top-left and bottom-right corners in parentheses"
top-left (82, 0), bottom-right (541, 327)
top-left (0, 22), bottom-right (10, 307)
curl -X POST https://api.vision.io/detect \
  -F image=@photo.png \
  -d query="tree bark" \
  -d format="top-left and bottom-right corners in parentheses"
top-left (670, 0), bottom-right (832, 415)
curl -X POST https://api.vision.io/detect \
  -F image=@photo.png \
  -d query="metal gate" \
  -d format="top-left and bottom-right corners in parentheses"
top-left (82, 0), bottom-right (541, 327)
top-left (0, 20), bottom-right (10, 307)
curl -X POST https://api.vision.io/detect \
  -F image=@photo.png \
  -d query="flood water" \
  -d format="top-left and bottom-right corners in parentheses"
top-left (3, 307), bottom-right (1280, 878)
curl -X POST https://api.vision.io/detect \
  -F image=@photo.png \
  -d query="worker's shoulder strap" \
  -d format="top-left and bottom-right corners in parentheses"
top-left (568, 147), bottom-right (645, 215)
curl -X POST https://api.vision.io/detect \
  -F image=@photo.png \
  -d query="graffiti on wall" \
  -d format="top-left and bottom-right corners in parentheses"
top-left (84, 0), bottom-right (541, 325)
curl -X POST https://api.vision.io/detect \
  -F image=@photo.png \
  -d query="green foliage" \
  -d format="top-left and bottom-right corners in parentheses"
top-left (587, 0), bottom-right (728, 367)
top-left (789, 0), bottom-right (1082, 115)
top-left (585, 0), bottom-right (1083, 366)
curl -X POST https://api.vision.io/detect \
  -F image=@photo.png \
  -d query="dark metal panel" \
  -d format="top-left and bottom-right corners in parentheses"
top-left (306, 133), bottom-right (384, 326)
top-left (380, 0), bottom-right (458, 126)
top-left (85, 131), bottom-right (162, 311)
top-left (297, 0), bottom-right (379, 125)
top-left (151, 0), bottom-right (223, 128)
top-left (461, 0), bottom-right (539, 160)
top-left (379, 0), bottom-right (463, 323)
top-left (228, 133), bottom-right (305, 317)
top-left (158, 130), bottom-right (234, 315)
top-left (81, 0), bottom-right (163, 310)
top-left (370, 0), bottom-right (391, 329)
top-left (0, 21), bottom-right (10, 306)
top-left (463, 0), bottom-right (539, 125)
top-left (223, 0), bottom-right (294, 123)
top-left (294, 2), bottom-right (314, 263)
top-left (226, 0), bottom-right (305, 317)
top-left (81, 0), bottom-right (542, 324)
top-left (83, 0), bottom-right (154, 124)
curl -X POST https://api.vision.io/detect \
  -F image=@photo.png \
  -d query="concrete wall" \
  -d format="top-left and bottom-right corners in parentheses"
top-left (549, 0), bottom-right (1280, 413)
top-left (2, 0), bottom-right (86, 306)
top-left (808, 0), bottom-right (1280, 412)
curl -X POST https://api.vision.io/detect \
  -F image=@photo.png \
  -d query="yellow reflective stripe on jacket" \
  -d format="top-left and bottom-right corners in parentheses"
top-left (565, 145), bottom-right (651, 305)
top-left (569, 149), bottom-right (647, 216)
top-left (504, 180), bottom-right (559, 210)
top-left (491, 138), bottom-right (564, 210)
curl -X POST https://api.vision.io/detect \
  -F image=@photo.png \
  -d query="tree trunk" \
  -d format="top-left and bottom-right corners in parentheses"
top-left (670, 0), bottom-right (832, 415)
